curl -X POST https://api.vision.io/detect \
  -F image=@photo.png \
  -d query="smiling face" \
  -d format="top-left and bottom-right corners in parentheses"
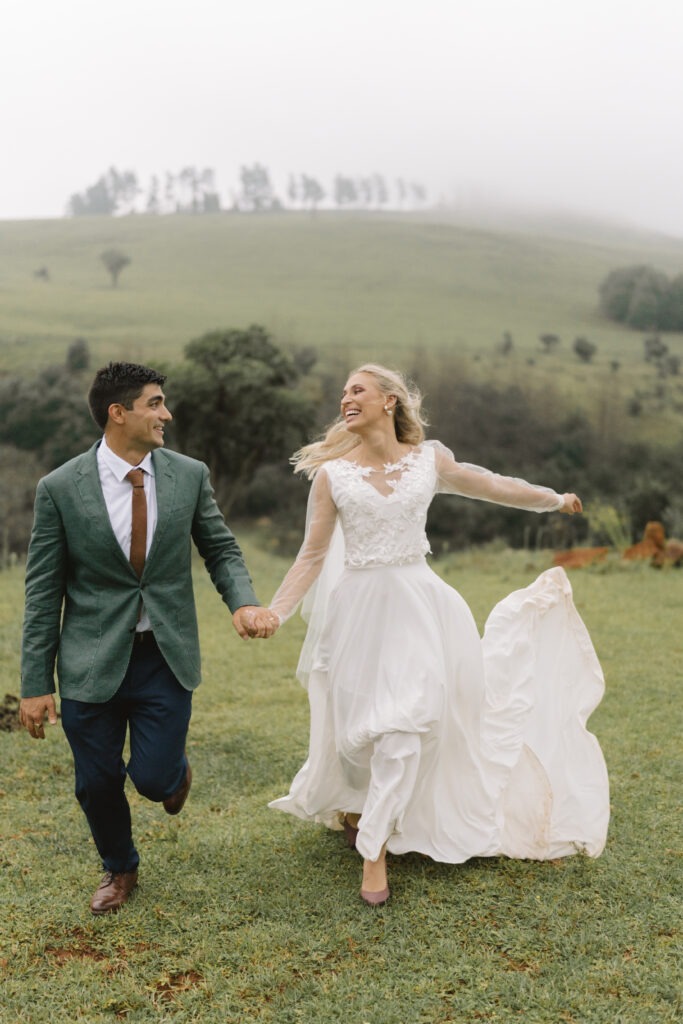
top-left (111, 383), bottom-right (173, 458)
top-left (341, 372), bottom-right (394, 433)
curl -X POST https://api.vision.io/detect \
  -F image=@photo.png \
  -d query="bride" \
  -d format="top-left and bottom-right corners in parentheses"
top-left (266, 364), bottom-right (609, 906)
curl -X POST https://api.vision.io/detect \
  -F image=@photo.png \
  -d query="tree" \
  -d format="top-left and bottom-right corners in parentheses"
top-left (239, 163), bottom-right (275, 211)
top-left (287, 174), bottom-right (299, 207)
top-left (627, 269), bottom-right (669, 329)
top-left (67, 167), bottom-right (139, 216)
top-left (66, 338), bottom-right (91, 372)
top-left (598, 264), bottom-right (672, 329)
top-left (499, 331), bottom-right (514, 355)
top-left (358, 177), bottom-right (374, 207)
top-left (334, 175), bottom-right (358, 207)
top-left (661, 273), bottom-right (683, 329)
top-left (100, 248), bottom-right (131, 288)
top-left (146, 175), bottom-right (161, 214)
top-left (199, 168), bottom-right (220, 213)
top-left (301, 174), bottom-right (325, 214)
top-left (599, 265), bottom-right (645, 322)
top-left (0, 362), bottom-right (97, 470)
top-left (166, 326), bottom-right (317, 514)
top-left (202, 191), bottom-right (221, 213)
top-left (573, 337), bottom-right (597, 363)
top-left (163, 166), bottom-right (220, 213)
top-left (373, 173), bottom-right (388, 208)
top-left (68, 177), bottom-right (117, 216)
top-left (644, 335), bottom-right (668, 363)
top-left (0, 446), bottom-right (44, 566)
top-left (178, 166), bottom-right (200, 212)
top-left (539, 333), bottom-right (561, 353)
top-left (164, 172), bottom-right (177, 212)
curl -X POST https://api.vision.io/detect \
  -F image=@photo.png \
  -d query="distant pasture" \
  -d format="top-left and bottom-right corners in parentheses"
top-left (2, 211), bottom-right (683, 442)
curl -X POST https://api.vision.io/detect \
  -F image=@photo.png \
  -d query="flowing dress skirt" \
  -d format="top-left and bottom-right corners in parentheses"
top-left (269, 564), bottom-right (609, 863)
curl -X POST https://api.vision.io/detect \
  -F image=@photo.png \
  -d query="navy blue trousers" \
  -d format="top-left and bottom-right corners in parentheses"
top-left (61, 634), bottom-right (192, 874)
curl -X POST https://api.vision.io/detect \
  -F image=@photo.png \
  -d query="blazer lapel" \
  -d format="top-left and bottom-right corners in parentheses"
top-left (145, 449), bottom-right (177, 571)
top-left (74, 441), bottom-right (135, 574)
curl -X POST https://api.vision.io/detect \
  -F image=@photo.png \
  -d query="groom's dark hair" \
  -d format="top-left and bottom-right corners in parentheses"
top-left (88, 361), bottom-right (167, 429)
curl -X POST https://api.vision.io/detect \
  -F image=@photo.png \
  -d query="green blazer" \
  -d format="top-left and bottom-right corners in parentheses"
top-left (21, 442), bottom-right (259, 702)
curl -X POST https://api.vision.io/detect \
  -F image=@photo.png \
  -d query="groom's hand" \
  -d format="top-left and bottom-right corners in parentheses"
top-left (232, 606), bottom-right (280, 640)
top-left (20, 694), bottom-right (58, 739)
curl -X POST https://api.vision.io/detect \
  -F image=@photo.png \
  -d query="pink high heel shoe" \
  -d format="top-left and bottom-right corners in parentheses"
top-left (360, 885), bottom-right (390, 907)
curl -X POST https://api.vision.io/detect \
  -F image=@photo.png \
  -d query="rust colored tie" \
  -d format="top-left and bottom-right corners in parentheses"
top-left (126, 468), bottom-right (147, 577)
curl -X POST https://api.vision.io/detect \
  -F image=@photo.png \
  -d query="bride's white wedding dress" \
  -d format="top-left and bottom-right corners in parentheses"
top-left (268, 442), bottom-right (609, 863)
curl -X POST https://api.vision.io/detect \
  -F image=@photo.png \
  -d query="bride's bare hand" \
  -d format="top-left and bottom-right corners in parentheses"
top-left (560, 493), bottom-right (583, 515)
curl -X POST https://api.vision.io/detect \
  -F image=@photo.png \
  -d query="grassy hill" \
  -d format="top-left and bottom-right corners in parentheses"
top-left (2, 210), bottom-right (683, 439)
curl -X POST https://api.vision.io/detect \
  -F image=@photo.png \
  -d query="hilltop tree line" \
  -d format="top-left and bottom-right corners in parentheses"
top-left (599, 264), bottom-right (683, 331)
top-left (67, 164), bottom-right (429, 217)
top-left (3, 330), bottom-right (683, 567)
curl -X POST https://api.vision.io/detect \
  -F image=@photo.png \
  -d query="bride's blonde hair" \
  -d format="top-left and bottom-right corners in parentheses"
top-left (292, 363), bottom-right (428, 478)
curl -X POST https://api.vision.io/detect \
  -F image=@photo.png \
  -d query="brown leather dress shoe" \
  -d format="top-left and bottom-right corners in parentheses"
top-left (163, 758), bottom-right (192, 815)
top-left (90, 869), bottom-right (138, 915)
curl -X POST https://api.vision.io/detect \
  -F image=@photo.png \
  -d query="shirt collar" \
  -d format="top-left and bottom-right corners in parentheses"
top-left (99, 435), bottom-right (155, 482)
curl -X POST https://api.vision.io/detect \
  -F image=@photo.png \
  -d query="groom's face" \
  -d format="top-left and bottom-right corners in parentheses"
top-left (119, 384), bottom-right (173, 452)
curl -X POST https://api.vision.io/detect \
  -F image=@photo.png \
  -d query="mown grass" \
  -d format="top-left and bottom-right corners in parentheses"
top-left (0, 538), bottom-right (680, 1023)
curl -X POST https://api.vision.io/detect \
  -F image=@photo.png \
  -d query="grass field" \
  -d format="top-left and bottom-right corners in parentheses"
top-left (1, 539), bottom-right (681, 1023)
top-left (1, 212), bottom-right (682, 372)
top-left (3, 210), bottom-right (683, 443)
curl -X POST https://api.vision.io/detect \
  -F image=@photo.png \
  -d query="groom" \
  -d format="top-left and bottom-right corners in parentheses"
top-left (20, 361), bottom-right (277, 914)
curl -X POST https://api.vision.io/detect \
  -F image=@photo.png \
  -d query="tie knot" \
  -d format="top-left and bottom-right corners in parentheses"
top-left (126, 468), bottom-right (145, 488)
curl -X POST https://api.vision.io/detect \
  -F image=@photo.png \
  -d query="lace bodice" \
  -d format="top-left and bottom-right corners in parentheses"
top-left (329, 446), bottom-right (433, 568)
top-left (268, 442), bottom-right (564, 623)
top-left (269, 442), bottom-right (563, 624)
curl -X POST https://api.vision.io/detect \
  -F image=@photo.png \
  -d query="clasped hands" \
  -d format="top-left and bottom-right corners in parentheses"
top-left (21, 609), bottom-right (278, 740)
top-left (232, 605), bottom-right (280, 640)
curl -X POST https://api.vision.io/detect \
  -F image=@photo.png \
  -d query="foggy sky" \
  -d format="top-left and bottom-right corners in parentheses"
top-left (2, 0), bottom-right (683, 235)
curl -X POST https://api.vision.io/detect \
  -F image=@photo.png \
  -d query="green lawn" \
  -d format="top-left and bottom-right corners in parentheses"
top-left (0, 540), bottom-right (680, 1023)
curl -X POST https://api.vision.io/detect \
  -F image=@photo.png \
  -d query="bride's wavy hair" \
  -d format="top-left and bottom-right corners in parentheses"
top-left (292, 363), bottom-right (428, 478)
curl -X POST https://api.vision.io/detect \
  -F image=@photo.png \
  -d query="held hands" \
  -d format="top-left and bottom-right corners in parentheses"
top-left (232, 606), bottom-right (280, 640)
top-left (559, 493), bottom-right (583, 515)
top-left (20, 695), bottom-right (58, 740)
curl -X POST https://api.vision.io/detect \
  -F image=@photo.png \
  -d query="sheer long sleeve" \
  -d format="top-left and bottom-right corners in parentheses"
top-left (431, 441), bottom-right (563, 512)
top-left (269, 468), bottom-right (339, 624)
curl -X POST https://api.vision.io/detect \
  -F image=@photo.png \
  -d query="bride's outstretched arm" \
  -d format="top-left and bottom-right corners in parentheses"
top-left (432, 442), bottom-right (580, 513)
top-left (269, 468), bottom-right (338, 624)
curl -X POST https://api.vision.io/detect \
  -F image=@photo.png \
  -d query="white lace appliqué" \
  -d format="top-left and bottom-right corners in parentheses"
top-left (327, 447), bottom-right (434, 568)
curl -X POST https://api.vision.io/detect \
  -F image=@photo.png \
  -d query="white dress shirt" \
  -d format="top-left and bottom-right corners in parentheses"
top-left (97, 436), bottom-right (157, 632)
